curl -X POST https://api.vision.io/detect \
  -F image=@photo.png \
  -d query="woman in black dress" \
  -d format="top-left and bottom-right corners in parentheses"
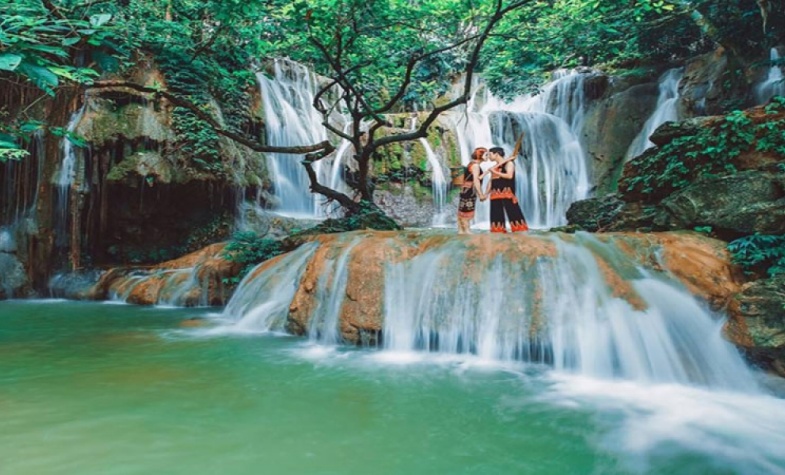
top-left (457, 147), bottom-right (488, 234)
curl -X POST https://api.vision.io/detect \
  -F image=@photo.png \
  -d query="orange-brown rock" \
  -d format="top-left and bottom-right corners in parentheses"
top-left (89, 242), bottom-right (239, 306)
top-left (274, 230), bottom-right (738, 344)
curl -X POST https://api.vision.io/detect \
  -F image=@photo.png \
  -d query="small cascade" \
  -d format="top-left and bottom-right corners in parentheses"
top-left (224, 242), bottom-right (319, 330)
top-left (410, 116), bottom-right (448, 226)
top-left (755, 48), bottom-right (785, 104)
top-left (625, 68), bottom-right (683, 160)
top-left (53, 104), bottom-right (86, 247)
top-left (306, 239), bottom-right (361, 344)
top-left (257, 59), bottom-right (348, 217)
top-left (448, 70), bottom-right (591, 228)
top-left (224, 231), bottom-right (757, 391)
top-left (536, 69), bottom-right (588, 136)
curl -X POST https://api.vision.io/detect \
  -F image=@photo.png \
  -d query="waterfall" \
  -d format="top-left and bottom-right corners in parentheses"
top-left (53, 104), bottom-right (86, 246)
top-left (224, 231), bottom-right (757, 390)
top-left (257, 59), bottom-right (348, 218)
top-left (306, 239), bottom-right (361, 344)
top-left (410, 116), bottom-right (448, 226)
top-left (224, 242), bottom-right (320, 330)
top-left (379, 234), bottom-right (753, 389)
top-left (755, 48), bottom-right (785, 104)
top-left (625, 68), bottom-right (683, 161)
top-left (448, 70), bottom-right (591, 229)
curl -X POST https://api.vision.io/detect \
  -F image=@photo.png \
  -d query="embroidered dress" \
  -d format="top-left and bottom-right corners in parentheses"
top-left (458, 162), bottom-right (479, 219)
top-left (489, 165), bottom-right (528, 233)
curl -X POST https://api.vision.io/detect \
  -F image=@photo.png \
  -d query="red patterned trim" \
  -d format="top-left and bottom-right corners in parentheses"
top-left (491, 222), bottom-right (507, 233)
top-left (458, 211), bottom-right (476, 219)
top-left (510, 220), bottom-right (529, 232)
top-left (490, 188), bottom-right (518, 204)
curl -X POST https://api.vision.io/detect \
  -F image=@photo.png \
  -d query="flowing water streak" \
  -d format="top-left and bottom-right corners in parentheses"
top-left (306, 238), bottom-right (362, 344)
top-left (224, 242), bottom-right (320, 331)
top-left (257, 60), bottom-right (348, 217)
top-left (625, 68), bottom-right (683, 161)
top-left (410, 116), bottom-right (448, 225)
top-left (449, 71), bottom-right (591, 228)
top-left (53, 104), bottom-right (87, 245)
top-left (755, 48), bottom-right (785, 104)
top-left (379, 233), bottom-right (757, 389)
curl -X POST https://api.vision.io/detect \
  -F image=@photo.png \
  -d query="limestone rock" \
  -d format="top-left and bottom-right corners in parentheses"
top-left (662, 172), bottom-right (785, 236)
top-left (582, 81), bottom-right (659, 194)
top-left (88, 242), bottom-right (240, 306)
top-left (727, 276), bottom-right (785, 376)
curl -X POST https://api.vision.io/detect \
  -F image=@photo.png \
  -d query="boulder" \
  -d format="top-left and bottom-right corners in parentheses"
top-left (662, 171), bottom-right (785, 236)
top-left (727, 276), bottom-right (785, 376)
top-left (0, 252), bottom-right (27, 299)
top-left (581, 81), bottom-right (659, 194)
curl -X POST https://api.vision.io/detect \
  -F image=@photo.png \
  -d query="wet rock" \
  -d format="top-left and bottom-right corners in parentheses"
top-left (727, 276), bottom-right (785, 375)
top-left (279, 230), bottom-right (738, 344)
top-left (0, 252), bottom-right (27, 299)
top-left (88, 242), bottom-right (240, 306)
top-left (648, 117), bottom-right (710, 147)
top-left (662, 172), bottom-right (785, 237)
top-left (566, 195), bottom-right (625, 232)
top-left (582, 81), bottom-right (659, 194)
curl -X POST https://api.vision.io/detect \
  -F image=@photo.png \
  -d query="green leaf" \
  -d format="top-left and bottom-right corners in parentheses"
top-left (89, 14), bottom-right (112, 28)
top-left (0, 54), bottom-right (23, 71)
top-left (62, 37), bottom-right (82, 47)
top-left (17, 63), bottom-right (59, 95)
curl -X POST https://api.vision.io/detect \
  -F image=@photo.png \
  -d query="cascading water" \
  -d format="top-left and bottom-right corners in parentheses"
top-left (625, 68), bottom-right (683, 161)
top-left (224, 231), bottom-right (757, 391)
top-left (448, 70), bottom-right (591, 229)
top-left (223, 242), bottom-right (319, 331)
top-left (410, 116), bottom-right (448, 226)
top-left (755, 48), bottom-right (785, 104)
top-left (257, 59), bottom-right (348, 218)
top-left (53, 104), bottom-right (86, 246)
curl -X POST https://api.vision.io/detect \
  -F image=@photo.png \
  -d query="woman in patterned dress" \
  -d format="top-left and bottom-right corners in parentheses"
top-left (457, 147), bottom-right (488, 234)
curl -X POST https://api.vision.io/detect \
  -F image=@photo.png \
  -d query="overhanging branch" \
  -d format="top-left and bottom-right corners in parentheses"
top-left (87, 81), bottom-right (332, 154)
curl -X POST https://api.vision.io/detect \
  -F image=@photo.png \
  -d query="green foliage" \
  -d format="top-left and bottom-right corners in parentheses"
top-left (728, 234), bottom-right (785, 277)
top-left (623, 105), bottom-right (785, 198)
top-left (223, 231), bottom-right (286, 279)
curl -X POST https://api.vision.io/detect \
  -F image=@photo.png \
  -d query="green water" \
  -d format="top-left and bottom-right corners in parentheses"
top-left (2, 301), bottom-right (783, 475)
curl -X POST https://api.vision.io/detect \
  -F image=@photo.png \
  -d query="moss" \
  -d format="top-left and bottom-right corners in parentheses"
top-left (106, 151), bottom-right (174, 183)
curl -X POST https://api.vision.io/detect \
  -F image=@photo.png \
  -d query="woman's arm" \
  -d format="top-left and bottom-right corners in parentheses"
top-left (471, 163), bottom-right (485, 199)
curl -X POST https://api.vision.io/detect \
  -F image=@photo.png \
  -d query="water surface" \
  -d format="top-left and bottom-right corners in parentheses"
top-left (2, 301), bottom-right (784, 474)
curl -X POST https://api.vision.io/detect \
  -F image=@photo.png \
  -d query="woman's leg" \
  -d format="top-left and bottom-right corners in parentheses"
top-left (490, 199), bottom-right (507, 233)
top-left (503, 198), bottom-right (529, 232)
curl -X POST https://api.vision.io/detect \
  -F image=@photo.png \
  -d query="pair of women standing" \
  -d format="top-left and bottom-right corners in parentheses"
top-left (457, 141), bottom-right (528, 234)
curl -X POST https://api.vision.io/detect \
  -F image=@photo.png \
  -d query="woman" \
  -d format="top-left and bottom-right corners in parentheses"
top-left (486, 145), bottom-right (528, 233)
top-left (457, 147), bottom-right (488, 234)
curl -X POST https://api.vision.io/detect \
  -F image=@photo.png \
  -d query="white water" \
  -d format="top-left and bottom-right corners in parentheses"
top-left (755, 48), bottom-right (785, 104)
top-left (53, 104), bottom-right (86, 246)
top-left (223, 242), bottom-right (319, 331)
top-left (410, 116), bottom-right (448, 226)
top-left (448, 70), bottom-right (591, 229)
top-left (626, 68), bottom-right (683, 161)
top-left (55, 104), bottom-right (86, 187)
top-left (225, 232), bottom-right (757, 391)
top-left (257, 60), bottom-right (348, 218)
